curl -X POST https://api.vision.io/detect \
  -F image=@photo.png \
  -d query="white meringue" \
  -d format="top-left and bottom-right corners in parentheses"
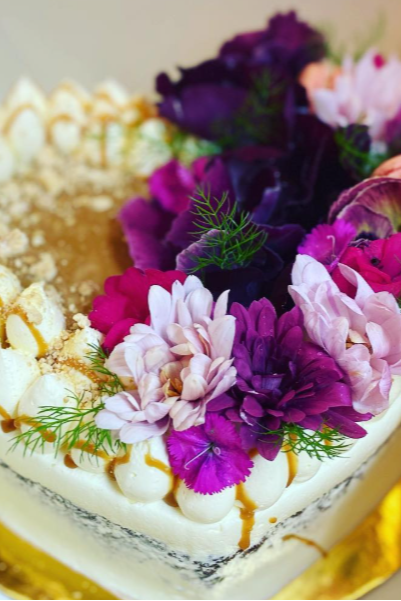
top-left (6, 282), bottom-right (65, 357)
top-left (241, 452), bottom-right (288, 509)
top-left (176, 480), bottom-right (236, 524)
top-left (115, 437), bottom-right (172, 503)
top-left (0, 348), bottom-right (40, 418)
top-left (0, 265), bottom-right (21, 305)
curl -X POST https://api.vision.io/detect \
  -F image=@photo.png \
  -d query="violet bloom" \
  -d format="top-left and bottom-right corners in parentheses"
top-left (157, 12), bottom-right (325, 140)
top-left (298, 219), bottom-right (356, 272)
top-left (167, 413), bottom-right (253, 494)
top-left (208, 298), bottom-right (369, 461)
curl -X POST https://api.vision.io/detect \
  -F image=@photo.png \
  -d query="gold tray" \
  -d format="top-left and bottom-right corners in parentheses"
top-left (2, 481), bottom-right (401, 600)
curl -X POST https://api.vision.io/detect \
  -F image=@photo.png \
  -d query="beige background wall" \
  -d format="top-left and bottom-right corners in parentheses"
top-left (0, 0), bottom-right (400, 97)
top-left (0, 1), bottom-right (400, 598)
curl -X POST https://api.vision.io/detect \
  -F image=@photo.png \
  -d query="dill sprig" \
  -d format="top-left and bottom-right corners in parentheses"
top-left (188, 187), bottom-right (267, 273)
top-left (335, 126), bottom-right (388, 179)
top-left (11, 345), bottom-right (125, 458)
top-left (258, 423), bottom-right (350, 460)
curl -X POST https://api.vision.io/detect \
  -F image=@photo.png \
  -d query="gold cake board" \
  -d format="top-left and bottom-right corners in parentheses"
top-left (1, 481), bottom-right (401, 600)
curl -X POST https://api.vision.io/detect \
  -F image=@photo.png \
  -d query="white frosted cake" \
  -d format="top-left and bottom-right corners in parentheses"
top-left (1, 75), bottom-right (401, 601)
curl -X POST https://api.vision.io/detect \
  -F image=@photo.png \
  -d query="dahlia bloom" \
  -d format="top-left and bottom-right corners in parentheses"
top-left (289, 255), bottom-right (401, 415)
top-left (95, 276), bottom-right (236, 442)
top-left (89, 267), bottom-right (186, 352)
top-left (209, 298), bottom-right (368, 460)
top-left (301, 50), bottom-right (401, 143)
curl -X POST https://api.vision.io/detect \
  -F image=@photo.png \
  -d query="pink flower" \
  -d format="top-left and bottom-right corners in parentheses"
top-left (289, 255), bottom-right (401, 415)
top-left (149, 160), bottom-right (195, 215)
top-left (301, 50), bottom-right (401, 142)
top-left (167, 413), bottom-right (253, 494)
top-left (298, 219), bottom-right (356, 272)
top-left (89, 267), bottom-right (186, 352)
top-left (332, 234), bottom-right (401, 297)
top-left (96, 276), bottom-right (237, 442)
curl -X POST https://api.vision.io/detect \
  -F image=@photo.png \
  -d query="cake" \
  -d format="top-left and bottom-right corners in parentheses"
top-left (3, 10), bottom-right (401, 601)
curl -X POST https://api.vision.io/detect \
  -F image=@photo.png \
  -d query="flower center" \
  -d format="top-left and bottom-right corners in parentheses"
top-left (166, 377), bottom-right (183, 397)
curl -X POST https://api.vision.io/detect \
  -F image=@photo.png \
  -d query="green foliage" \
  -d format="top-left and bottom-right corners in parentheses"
top-left (189, 187), bottom-right (267, 273)
top-left (261, 422), bottom-right (351, 461)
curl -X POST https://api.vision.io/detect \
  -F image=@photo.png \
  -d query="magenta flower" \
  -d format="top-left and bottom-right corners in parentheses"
top-left (89, 267), bottom-right (186, 352)
top-left (167, 413), bottom-right (253, 494)
top-left (298, 219), bottom-right (356, 272)
top-left (149, 160), bottom-right (195, 215)
top-left (332, 233), bottom-right (401, 297)
top-left (209, 298), bottom-right (368, 460)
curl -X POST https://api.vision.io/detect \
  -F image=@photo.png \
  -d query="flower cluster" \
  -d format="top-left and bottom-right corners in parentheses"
top-left (88, 11), bottom-right (401, 495)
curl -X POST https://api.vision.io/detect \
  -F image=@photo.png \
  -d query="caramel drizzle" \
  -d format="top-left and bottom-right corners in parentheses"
top-left (269, 517), bottom-right (277, 524)
top-left (0, 406), bottom-right (15, 433)
top-left (64, 454), bottom-right (78, 469)
top-left (8, 308), bottom-right (48, 357)
top-left (56, 357), bottom-right (102, 383)
top-left (144, 450), bottom-right (178, 507)
top-left (236, 483), bottom-right (258, 551)
top-left (3, 104), bottom-right (41, 134)
top-left (107, 447), bottom-right (131, 481)
top-left (13, 415), bottom-right (56, 443)
top-left (72, 440), bottom-right (112, 461)
top-left (282, 534), bottom-right (327, 558)
top-left (286, 451), bottom-right (299, 487)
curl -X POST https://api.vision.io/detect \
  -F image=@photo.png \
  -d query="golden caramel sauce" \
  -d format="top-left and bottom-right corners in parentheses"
top-left (8, 307), bottom-right (48, 357)
top-left (14, 415), bottom-right (56, 443)
top-left (3, 104), bottom-right (39, 134)
top-left (107, 447), bottom-right (131, 481)
top-left (249, 448), bottom-right (258, 459)
top-left (57, 357), bottom-right (101, 383)
top-left (0, 406), bottom-right (11, 421)
top-left (164, 476), bottom-right (179, 508)
top-left (144, 451), bottom-right (172, 476)
top-left (144, 449), bottom-right (179, 507)
top-left (0, 406), bottom-right (16, 433)
top-left (282, 534), bottom-right (327, 558)
top-left (286, 451), bottom-right (299, 487)
top-left (236, 483), bottom-right (258, 551)
top-left (1, 419), bottom-right (16, 434)
top-left (269, 517), bottom-right (278, 524)
top-left (72, 440), bottom-right (112, 461)
top-left (64, 454), bottom-right (78, 469)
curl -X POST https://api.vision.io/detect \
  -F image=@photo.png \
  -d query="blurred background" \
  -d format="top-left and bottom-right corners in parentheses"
top-left (0, 0), bottom-right (400, 599)
top-left (0, 0), bottom-right (400, 97)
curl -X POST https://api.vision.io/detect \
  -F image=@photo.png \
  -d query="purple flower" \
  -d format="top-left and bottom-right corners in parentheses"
top-left (298, 219), bottom-right (356, 272)
top-left (329, 177), bottom-right (401, 238)
top-left (220, 11), bottom-right (326, 77)
top-left (156, 12), bottom-right (325, 142)
top-left (167, 413), bottom-right (253, 494)
top-left (208, 299), bottom-right (370, 460)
